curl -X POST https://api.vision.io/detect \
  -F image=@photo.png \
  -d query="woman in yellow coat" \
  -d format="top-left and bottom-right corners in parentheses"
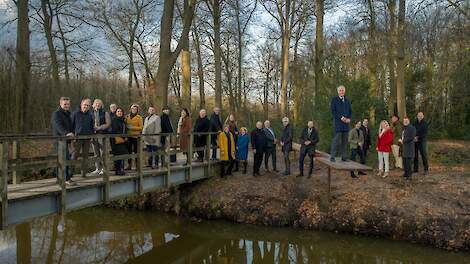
top-left (218, 124), bottom-right (235, 177)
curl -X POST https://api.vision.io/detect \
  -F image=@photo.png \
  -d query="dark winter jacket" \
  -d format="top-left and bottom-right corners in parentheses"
top-left (401, 124), bottom-right (416, 158)
top-left (51, 107), bottom-right (73, 136)
top-left (160, 112), bottom-right (174, 145)
top-left (210, 113), bottom-right (223, 143)
top-left (330, 96), bottom-right (352, 132)
top-left (71, 108), bottom-right (94, 136)
top-left (360, 125), bottom-right (372, 150)
top-left (110, 116), bottom-right (128, 155)
top-left (280, 124), bottom-right (293, 153)
top-left (251, 128), bottom-right (267, 152)
top-left (299, 127), bottom-right (319, 154)
top-left (413, 119), bottom-right (428, 142)
top-left (193, 116), bottom-right (211, 147)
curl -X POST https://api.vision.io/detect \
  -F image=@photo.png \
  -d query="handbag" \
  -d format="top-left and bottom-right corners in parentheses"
top-left (114, 121), bottom-right (126, 144)
top-left (115, 137), bottom-right (125, 144)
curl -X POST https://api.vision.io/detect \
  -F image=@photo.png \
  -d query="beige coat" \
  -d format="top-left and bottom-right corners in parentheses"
top-left (143, 114), bottom-right (161, 146)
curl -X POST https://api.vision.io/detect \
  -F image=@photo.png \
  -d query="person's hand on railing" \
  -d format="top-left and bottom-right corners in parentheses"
top-left (66, 133), bottom-right (74, 137)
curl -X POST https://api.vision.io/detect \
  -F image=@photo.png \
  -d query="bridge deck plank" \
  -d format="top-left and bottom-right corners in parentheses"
top-left (6, 161), bottom-right (211, 201)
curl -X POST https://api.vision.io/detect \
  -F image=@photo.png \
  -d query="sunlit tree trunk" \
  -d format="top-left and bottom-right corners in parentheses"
top-left (396, 0), bottom-right (406, 119)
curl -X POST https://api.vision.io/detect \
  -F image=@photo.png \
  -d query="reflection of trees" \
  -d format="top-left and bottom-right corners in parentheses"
top-left (1, 209), bottom-right (469, 264)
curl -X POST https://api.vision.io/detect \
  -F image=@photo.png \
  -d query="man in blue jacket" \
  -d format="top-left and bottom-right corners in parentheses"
top-left (330, 85), bottom-right (352, 162)
top-left (71, 98), bottom-right (94, 178)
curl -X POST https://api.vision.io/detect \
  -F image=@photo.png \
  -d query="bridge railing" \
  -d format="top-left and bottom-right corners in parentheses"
top-left (0, 132), bottom-right (220, 228)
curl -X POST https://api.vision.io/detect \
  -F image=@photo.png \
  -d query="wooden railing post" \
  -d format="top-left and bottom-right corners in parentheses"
top-left (12, 140), bottom-right (18, 185)
top-left (0, 141), bottom-right (9, 229)
top-left (165, 135), bottom-right (170, 188)
top-left (57, 139), bottom-right (67, 214)
top-left (187, 133), bottom-right (193, 183)
top-left (137, 136), bottom-right (144, 195)
top-left (206, 133), bottom-right (212, 177)
top-left (102, 137), bottom-right (110, 202)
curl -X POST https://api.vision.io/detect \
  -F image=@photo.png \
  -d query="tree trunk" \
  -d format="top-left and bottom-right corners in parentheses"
top-left (56, 13), bottom-right (70, 90)
top-left (396, 0), bottom-right (406, 119)
top-left (193, 29), bottom-right (205, 109)
top-left (280, 0), bottom-right (291, 118)
top-left (387, 0), bottom-right (397, 115)
top-left (154, 0), bottom-right (195, 110)
top-left (41, 0), bottom-right (60, 94)
top-left (181, 33), bottom-right (191, 109)
top-left (314, 0), bottom-right (324, 110)
top-left (280, 29), bottom-right (290, 118)
top-left (366, 0), bottom-right (378, 125)
top-left (213, 0), bottom-right (223, 109)
top-left (15, 0), bottom-right (31, 133)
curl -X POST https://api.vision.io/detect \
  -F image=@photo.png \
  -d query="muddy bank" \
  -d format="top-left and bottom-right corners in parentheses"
top-left (111, 165), bottom-right (470, 252)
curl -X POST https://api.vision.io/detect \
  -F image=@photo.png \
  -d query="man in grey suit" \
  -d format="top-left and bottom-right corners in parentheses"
top-left (263, 120), bottom-right (278, 172)
top-left (399, 117), bottom-right (416, 179)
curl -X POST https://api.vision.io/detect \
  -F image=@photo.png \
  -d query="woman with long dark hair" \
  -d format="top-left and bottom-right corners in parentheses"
top-left (110, 107), bottom-right (128, 175)
top-left (178, 108), bottom-right (193, 165)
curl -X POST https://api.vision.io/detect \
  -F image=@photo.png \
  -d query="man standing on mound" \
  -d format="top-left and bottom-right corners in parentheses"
top-left (330, 85), bottom-right (352, 162)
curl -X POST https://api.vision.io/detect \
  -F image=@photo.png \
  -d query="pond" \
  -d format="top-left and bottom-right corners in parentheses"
top-left (0, 207), bottom-right (469, 263)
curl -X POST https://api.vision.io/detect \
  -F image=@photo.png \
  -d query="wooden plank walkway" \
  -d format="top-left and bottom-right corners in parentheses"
top-left (7, 159), bottom-right (209, 201)
top-left (292, 143), bottom-right (373, 201)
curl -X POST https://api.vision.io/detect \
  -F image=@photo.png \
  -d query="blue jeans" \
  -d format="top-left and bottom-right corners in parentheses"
top-left (330, 131), bottom-right (348, 160)
top-left (146, 145), bottom-right (159, 167)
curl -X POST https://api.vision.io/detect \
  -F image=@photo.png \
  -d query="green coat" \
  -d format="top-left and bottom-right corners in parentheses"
top-left (348, 128), bottom-right (364, 149)
top-left (391, 121), bottom-right (403, 145)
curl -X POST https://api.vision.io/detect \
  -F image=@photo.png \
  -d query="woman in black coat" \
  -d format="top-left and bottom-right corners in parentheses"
top-left (110, 107), bottom-right (129, 175)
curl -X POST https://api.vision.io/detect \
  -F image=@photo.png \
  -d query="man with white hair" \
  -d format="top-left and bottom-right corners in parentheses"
top-left (330, 85), bottom-right (352, 162)
top-left (251, 121), bottom-right (267, 176)
top-left (280, 117), bottom-right (293, 176)
top-left (193, 109), bottom-right (211, 162)
top-left (263, 120), bottom-right (278, 172)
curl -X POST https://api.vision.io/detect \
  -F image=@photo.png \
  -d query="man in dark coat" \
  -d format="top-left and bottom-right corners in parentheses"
top-left (399, 117), bottom-right (416, 179)
top-left (330, 85), bottom-right (352, 162)
top-left (413, 112), bottom-right (429, 175)
top-left (251, 121), bottom-right (267, 176)
top-left (280, 117), bottom-right (293, 176)
top-left (160, 107), bottom-right (175, 164)
top-left (210, 107), bottom-right (223, 159)
top-left (71, 98), bottom-right (94, 178)
top-left (194, 109), bottom-right (211, 162)
top-left (51, 97), bottom-right (74, 184)
top-left (360, 118), bottom-right (372, 164)
top-left (299, 121), bottom-right (319, 178)
top-left (263, 120), bottom-right (277, 172)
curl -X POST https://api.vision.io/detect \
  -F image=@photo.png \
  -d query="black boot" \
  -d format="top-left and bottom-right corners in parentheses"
top-left (234, 160), bottom-right (239, 172)
top-left (243, 161), bottom-right (247, 174)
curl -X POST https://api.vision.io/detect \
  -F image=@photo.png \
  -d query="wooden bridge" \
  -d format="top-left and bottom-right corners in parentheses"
top-left (0, 132), bottom-right (373, 230)
top-left (0, 132), bottom-right (220, 229)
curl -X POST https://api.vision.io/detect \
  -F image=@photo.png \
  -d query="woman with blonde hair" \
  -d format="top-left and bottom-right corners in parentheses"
top-left (376, 120), bottom-right (394, 178)
top-left (225, 114), bottom-right (239, 171)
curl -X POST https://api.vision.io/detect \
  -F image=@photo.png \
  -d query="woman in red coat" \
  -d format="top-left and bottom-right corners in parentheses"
top-left (376, 120), bottom-right (394, 178)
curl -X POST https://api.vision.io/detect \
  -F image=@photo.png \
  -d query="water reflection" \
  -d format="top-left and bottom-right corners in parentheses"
top-left (0, 208), bottom-right (469, 264)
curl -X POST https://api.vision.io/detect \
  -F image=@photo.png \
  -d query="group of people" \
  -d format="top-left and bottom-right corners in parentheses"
top-left (52, 97), bottom-right (175, 185)
top-left (51, 85), bottom-right (430, 185)
top-left (330, 85), bottom-right (429, 179)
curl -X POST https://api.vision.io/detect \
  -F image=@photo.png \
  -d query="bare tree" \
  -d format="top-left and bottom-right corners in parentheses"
top-left (154, 0), bottom-right (196, 110)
